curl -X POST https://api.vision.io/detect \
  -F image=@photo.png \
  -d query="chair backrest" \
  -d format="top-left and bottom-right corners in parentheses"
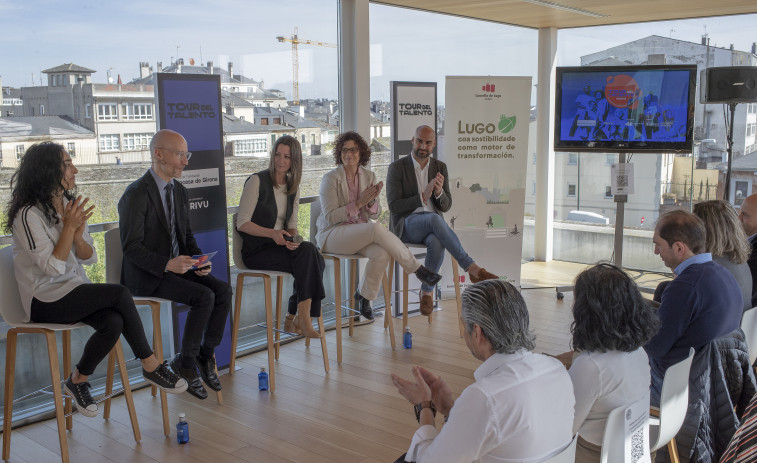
top-left (231, 212), bottom-right (248, 270)
top-left (104, 228), bottom-right (123, 284)
top-left (651, 346), bottom-right (695, 452)
top-left (0, 245), bottom-right (27, 326)
top-left (543, 434), bottom-right (578, 463)
top-left (601, 395), bottom-right (652, 463)
top-left (740, 308), bottom-right (757, 366)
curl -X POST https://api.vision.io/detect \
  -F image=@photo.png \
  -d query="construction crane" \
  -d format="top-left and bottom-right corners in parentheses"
top-left (277, 27), bottom-right (336, 105)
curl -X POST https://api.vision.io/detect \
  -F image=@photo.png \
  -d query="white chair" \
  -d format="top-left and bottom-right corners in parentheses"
top-left (600, 395), bottom-right (652, 463)
top-left (740, 308), bottom-right (757, 368)
top-left (310, 199), bottom-right (396, 364)
top-left (104, 227), bottom-right (224, 408)
top-left (649, 347), bottom-right (695, 463)
top-left (543, 434), bottom-right (578, 463)
top-left (1, 246), bottom-right (140, 463)
top-left (230, 213), bottom-right (329, 393)
top-left (388, 243), bottom-right (464, 337)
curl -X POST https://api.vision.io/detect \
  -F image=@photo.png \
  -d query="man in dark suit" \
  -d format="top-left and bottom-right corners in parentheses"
top-left (739, 193), bottom-right (757, 308)
top-left (118, 129), bottom-right (232, 400)
top-left (386, 125), bottom-right (497, 315)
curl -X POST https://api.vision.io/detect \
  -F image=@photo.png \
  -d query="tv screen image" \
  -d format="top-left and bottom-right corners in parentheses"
top-left (554, 65), bottom-right (696, 153)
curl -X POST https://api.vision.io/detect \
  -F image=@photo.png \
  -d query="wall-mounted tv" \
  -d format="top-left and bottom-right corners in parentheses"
top-left (554, 65), bottom-right (696, 153)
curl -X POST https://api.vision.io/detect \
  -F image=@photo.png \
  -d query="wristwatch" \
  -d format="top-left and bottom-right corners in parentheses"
top-left (414, 401), bottom-right (437, 423)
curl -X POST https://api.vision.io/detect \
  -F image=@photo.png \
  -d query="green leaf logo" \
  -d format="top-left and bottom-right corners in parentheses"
top-left (498, 115), bottom-right (516, 133)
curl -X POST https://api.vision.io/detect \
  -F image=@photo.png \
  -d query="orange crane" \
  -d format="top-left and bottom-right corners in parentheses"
top-left (276, 27), bottom-right (336, 105)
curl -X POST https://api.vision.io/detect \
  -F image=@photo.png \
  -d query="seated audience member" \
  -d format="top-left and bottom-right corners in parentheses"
top-left (569, 263), bottom-right (660, 463)
top-left (646, 210), bottom-right (742, 405)
top-left (118, 129), bottom-right (233, 400)
top-left (719, 391), bottom-right (757, 463)
top-left (738, 192), bottom-right (757, 307)
top-left (236, 135), bottom-right (324, 338)
top-left (391, 280), bottom-right (575, 462)
top-left (694, 200), bottom-right (753, 314)
top-left (315, 131), bottom-right (441, 320)
top-left (6, 142), bottom-right (187, 417)
top-left (386, 125), bottom-right (498, 315)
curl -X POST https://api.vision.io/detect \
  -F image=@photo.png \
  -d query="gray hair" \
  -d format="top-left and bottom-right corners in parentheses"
top-left (461, 280), bottom-right (535, 354)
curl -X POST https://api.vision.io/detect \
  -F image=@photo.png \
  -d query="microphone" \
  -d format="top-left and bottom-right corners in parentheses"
top-left (284, 235), bottom-right (304, 244)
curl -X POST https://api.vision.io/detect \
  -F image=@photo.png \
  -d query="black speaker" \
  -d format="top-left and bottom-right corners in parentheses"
top-left (703, 66), bottom-right (757, 103)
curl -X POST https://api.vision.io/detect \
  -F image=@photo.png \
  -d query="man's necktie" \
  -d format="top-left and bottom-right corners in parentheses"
top-left (165, 183), bottom-right (180, 258)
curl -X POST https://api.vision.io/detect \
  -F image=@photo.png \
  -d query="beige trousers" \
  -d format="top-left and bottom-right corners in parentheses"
top-left (322, 222), bottom-right (421, 300)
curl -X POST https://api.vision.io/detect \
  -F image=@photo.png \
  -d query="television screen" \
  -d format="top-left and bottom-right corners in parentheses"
top-left (554, 65), bottom-right (696, 153)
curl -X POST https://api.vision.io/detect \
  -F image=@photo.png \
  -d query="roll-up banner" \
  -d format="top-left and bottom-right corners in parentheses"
top-left (390, 82), bottom-right (437, 316)
top-left (156, 73), bottom-right (232, 369)
top-left (442, 76), bottom-right (532, 291)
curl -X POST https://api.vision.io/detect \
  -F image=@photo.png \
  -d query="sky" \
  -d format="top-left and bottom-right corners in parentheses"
top-left (1, 0), bottom-right (756, 104)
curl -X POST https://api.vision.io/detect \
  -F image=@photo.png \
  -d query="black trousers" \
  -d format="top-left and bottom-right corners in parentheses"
top-left (242, 241), bottom-right (325, 316)
top-left (149, 271), bottom-right (232, 361)
top-left (31, 284), bottom-right (153, 376)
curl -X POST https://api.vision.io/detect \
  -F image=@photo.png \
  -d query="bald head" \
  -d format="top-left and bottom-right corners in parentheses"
top-left (739, 193), bottom-right (757, 236)
top-left (150, 129), bottom-right (189, 181)
top-left (411, 125), bottom-right (436, 163)
top-left (150, 129), bottom-right (185, 159)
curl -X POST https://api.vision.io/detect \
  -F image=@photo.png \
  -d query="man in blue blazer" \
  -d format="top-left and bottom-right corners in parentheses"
top-left (118, 129), bottom-right (232, 400)
top-left (386, 125), bottom-right (497, 315)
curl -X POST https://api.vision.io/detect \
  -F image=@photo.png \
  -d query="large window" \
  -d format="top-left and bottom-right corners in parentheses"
top-left (122, 103), bottom-right (153, 120)
top-left (67, 142), bottom-right (76, 157)
top-left (15, 144), bottom-right (24, 161)
top-left (99, 134), bottom-right (120, 151)
top-left (122, 133), bottom-right (152, 150)
top-left (234, 138), bottom-right (267, 156)
top-left (98, 103), bottom-right (118, 120)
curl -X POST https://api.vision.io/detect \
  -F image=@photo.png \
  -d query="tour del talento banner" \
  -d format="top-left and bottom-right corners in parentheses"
top-left (156, 73), bottom-right (232, 369)
top-left (442, 76), bottom-right (531, 290)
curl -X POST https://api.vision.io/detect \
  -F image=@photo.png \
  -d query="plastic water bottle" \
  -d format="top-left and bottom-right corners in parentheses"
top-left (403, 327), bottom-right (412, 349)
top-left (176, 413), bottom-right (189, 444)
top-left (258, 367), bottom-right (269, 391)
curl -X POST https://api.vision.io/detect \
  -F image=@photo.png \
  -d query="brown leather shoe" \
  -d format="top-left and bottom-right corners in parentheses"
top-left (470, 268), bottom-right (498, 283)
top-left (419, 292), bottom-right (434, 316)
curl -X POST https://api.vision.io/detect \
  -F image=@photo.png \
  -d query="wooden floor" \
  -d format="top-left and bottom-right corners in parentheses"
top-left (2, 260), bottom-right (657, 463)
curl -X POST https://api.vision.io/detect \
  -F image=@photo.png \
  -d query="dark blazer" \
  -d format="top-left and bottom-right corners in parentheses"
top-left (748, 239), bottom-right (757, 308)
top-left (386, 155), bottom-right (451, 238)
top-left (118, 170), bottom-right (201, 295)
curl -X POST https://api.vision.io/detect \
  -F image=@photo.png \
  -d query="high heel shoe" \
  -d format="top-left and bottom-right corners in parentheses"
top-left (293, 299), bottom-right (322, 338)
top-left (284, 314), bottom-right (300, 334)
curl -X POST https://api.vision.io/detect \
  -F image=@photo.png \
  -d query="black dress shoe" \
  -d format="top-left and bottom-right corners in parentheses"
top-left (415, 265), bottom-right (442, 287)
top-left (354, 291), bottom-right (374, 320)
top-left (170, 354), bottom-right (208, 400)
top-left (196, 354), bottom-right (222, 391)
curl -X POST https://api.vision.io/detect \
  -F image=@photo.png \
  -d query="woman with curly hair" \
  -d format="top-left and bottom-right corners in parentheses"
top-left (568, 263), bottom-right (660, 462)
top-left (6, 142), bottom-right (186, 418)
top-left (315, 131), bottom-right (441, 320)
top-left (693, 200), bottom-right (752, 313)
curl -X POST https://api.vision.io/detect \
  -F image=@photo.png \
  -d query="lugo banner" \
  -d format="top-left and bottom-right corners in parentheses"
top-left (442, 76), bottom-right (531, 291)
top-left (156, 73), bottom-right (232, 369)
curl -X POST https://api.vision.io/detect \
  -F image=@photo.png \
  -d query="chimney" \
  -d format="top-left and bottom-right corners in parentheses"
top-left (207, 61), bottom-right (214, 74)
top-left (226, 103), bottom-right (234, 116)
top-left (752, 43), bottom-right (756, 55)
top-left (701, 36), bottom-right (707, 46)
top-left (228, 62), bottom-right (234, 79)
top-left (139, 61), bottom-right (150, 79)
top-left (178, 58), bottom-right (184, 65)
top-left (730, 44), bottom-right (735, 50)
top-left (157, 61), bottom-right (163, 72)
top-left (299, 105), bottom-right (305, 118)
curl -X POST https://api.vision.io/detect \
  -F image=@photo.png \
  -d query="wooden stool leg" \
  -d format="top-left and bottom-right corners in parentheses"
top-left (349, 260), bottom-right (357, 337)
top-left (403, 270), bottom-right (409, 331)
top-left (333, 259), bottom-right (343, 364)
top-left (62, 330), bottom-right (73, 430)
top-left (230, 273), bottom-right (246, 376)
top-left (263, 275), bottom-right (276, 393)
top-left (45, 331), bottom-right (70, 463)
top-left (318, 315), bottom-right (330, 373)
top-left (382, 273), bottom-right (396, 350)
top-left (104, 350), bottom-right (115, 420)
top-left (451, 257), bottom-right (464, 337)
top-left (3, 331), bottom-right (18, 461)
top-left (148, 301), bottom-right (170, 436)
top-left (113, 340), bottom-right (141, 441)
top-left (668, 438), bottom-right (680, 463)
top-left (276, 276), bottom-right (286, 355)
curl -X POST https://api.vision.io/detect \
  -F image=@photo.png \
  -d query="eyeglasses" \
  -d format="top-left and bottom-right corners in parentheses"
top-left (159, 147), bottom-right (192, 160)
top-left (340, 147), bottom-right (359, 155)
